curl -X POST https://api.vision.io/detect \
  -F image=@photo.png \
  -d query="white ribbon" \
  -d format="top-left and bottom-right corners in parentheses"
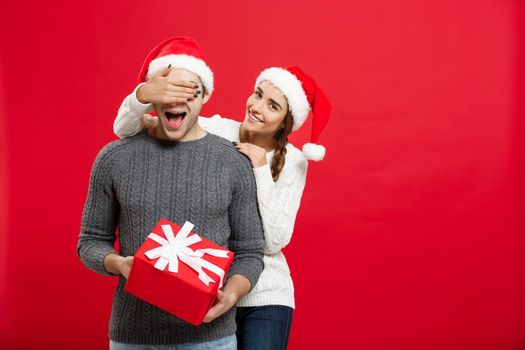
top-left (144, 221), bottom-right (230, 287)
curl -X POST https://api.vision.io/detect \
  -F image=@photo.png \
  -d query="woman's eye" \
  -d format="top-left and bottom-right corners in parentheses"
top-left (270, 104), bottom-right (276, 110)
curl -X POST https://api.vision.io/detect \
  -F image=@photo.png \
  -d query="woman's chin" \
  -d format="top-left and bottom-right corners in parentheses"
top-left (243, 120), bottom-right (263, 132)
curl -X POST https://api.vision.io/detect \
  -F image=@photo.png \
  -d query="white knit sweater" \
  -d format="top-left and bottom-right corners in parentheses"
top-left (113, 86), bottom-right (308, 309)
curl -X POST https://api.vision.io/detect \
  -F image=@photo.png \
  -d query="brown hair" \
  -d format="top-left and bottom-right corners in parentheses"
top-left (270, 110), bottom-right (294, 181)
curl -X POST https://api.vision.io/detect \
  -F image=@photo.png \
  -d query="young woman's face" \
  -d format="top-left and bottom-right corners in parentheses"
top-left (243, 81), bottom-right (289, 136)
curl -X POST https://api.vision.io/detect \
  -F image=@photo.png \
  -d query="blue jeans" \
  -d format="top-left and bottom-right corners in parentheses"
top-left (109, 334), bottom-right (237, 350)
top-left (235, 305), bottom-right (294, 350)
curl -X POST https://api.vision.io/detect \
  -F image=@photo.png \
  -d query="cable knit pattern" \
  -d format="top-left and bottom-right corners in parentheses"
top-left (77, 131), bottom-right (264, 344)
top-left (113, 90), bottom-right (309, 309)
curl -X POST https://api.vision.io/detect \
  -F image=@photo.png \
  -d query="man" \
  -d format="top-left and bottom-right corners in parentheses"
top-left (77, 37), bottom-right (264, 349)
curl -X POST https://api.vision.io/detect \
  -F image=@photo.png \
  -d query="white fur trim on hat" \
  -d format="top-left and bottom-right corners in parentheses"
top-left (255, 67), bottom-right (310, 131)
top-left (146, 54), bottom-right (214, 96)
top-left (302, 143), bottom-right (326, 161)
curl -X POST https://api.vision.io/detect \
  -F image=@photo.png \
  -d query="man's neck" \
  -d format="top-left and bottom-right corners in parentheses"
top-left (150, 122), bottom-right (207, 142)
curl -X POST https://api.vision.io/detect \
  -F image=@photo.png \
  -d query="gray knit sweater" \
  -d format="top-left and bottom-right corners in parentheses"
top-left (77, 130), bottom-right (264, 345)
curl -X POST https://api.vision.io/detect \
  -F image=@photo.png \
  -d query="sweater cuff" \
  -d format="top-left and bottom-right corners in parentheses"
top-left (96, 247), bottom-right (119, 276)
top-left (130, 83), bottom-right (153, 114)
top-left (227, 259), bottom-right (264, 292)
top-left (252, 164), bottom-right (275, 192)
top-left (78, 242), bottom-right (118, 277)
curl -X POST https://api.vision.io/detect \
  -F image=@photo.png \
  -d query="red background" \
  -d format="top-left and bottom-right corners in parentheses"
top-left (1, 1), bottom-right (524, 349)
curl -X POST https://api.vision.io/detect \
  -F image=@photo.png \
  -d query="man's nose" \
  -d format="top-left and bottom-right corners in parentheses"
top-left (168, 101), bottom-right (186, 108)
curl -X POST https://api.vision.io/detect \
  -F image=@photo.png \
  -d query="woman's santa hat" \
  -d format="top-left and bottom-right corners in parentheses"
top-left (255, 66), bottom-right (331, 161)
top-left (138, 36), bottom-right (214, 98)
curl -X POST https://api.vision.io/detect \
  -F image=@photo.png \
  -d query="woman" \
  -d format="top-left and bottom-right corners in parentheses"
top-left (114, 63), bottom-right (331, 350)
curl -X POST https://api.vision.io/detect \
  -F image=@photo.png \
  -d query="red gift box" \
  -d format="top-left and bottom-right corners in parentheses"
top-left (125, 218), bottom-right (234, 326)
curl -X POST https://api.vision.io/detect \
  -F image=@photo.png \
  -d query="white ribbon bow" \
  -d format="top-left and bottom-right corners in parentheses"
top-left (144, 221), bottom-right (230, 287)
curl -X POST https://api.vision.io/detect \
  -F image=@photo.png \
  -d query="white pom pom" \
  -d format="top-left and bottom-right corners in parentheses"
top-left (302, 143), bottom-right (326, 161)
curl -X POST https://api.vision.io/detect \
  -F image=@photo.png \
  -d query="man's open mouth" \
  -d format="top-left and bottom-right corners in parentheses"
top-left (165, 111), bottom-right (187, 129)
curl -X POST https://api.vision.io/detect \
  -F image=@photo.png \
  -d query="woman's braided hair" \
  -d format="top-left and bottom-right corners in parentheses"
top-left (270, 110), bottom-right (294, 181)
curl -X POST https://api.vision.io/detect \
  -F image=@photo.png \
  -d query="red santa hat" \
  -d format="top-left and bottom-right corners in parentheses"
top-left (138, 36), bottom-right (214, 98)
top-left (255, 66), bottom-right (331, 161)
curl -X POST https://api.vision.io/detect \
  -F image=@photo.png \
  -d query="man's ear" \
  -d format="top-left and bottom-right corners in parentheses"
top-left (202, 91), bottom-right (211, 104)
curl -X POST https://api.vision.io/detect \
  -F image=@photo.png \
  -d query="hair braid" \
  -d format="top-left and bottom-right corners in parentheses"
top-left (270, 111), bottom-right (294, 181)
